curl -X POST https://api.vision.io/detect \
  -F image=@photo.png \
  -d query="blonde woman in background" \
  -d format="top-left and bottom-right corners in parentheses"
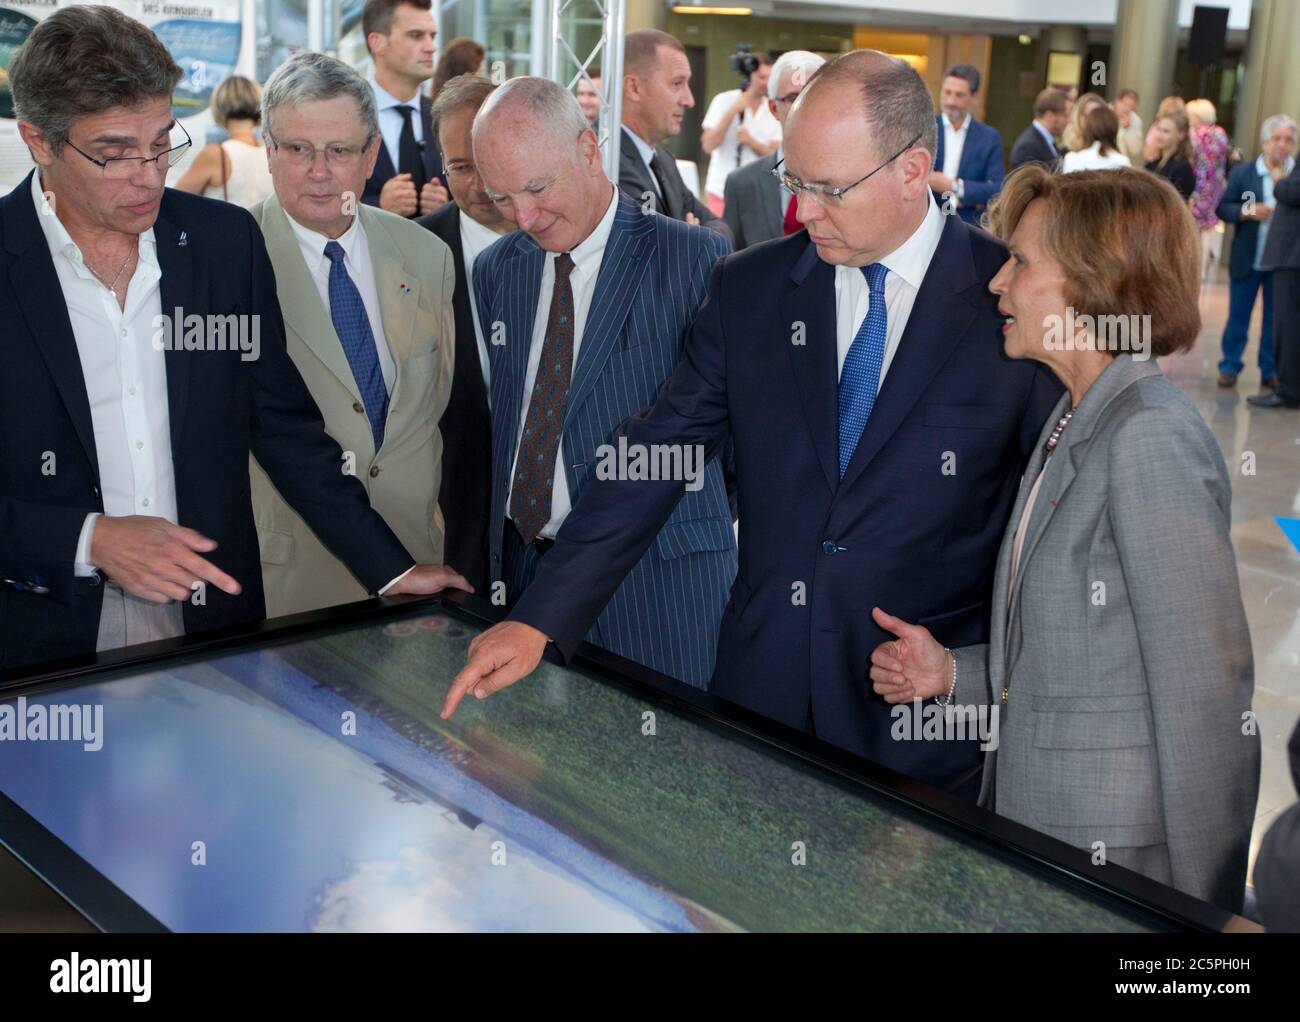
top-left (174, 75), bottom-right (274, 208)
top-left (1060, 91), bottom-right (1104, 152)
top-left (1187, 98), bottom-right (1231, 277)
top-left (1060, 105), bottom-right (1130, 172)
top-left (1143, 95), bottom-right (1187, 161)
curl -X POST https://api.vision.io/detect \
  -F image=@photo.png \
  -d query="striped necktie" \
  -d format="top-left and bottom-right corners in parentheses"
top-left (837, 263), bottom-right (889, 478)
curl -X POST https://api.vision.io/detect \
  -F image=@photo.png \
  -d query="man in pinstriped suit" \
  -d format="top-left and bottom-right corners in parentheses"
top-left (467, 77), bottom-right (736, 689)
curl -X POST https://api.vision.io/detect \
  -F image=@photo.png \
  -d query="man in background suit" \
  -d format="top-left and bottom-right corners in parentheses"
top-left (618, 29), bottom-right (732, 245)
top-left (1253, 156), bottom-right (1300, 409)
top-left (1218, 114), bottom-right (1296, 395)
top-left (723, 50), bottom-right (824, 250)
top-left (0, 7), bottom-right (465, 672)
top-left (1009, 88), bottom-right (1067, 171)
top-left (359, 0), bottom-right (448, 218)
top-left (251, 53), bottom-right (459, 617)
top-left (446, 52), bottom-right (1060, 802)
top-left (930, 63), bottom-right (1004, 225)
top-left (469, 77), bottom-right (736, 689)
top-left (417, 74), bottom-right (512, 594)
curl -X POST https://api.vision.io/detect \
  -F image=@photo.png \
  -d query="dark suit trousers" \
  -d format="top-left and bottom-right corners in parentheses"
top-left (503, 520), bottom-right (551, 603)
top-left (1274, 268), bottom-right (1300, 404)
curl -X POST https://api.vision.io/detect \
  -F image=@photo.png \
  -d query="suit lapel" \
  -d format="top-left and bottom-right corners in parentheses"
top-left (758, 156), bottom-right (784, 239)
top-left (363, 205), bottom-right (420, 368)
top-left (782, 241), bottom-right (839, 493)
top-left (420, 95), bottom-right (441, 181)
top-left (491, 235), bottom-right (544, 476)
top-left (619, 130), bottom-right (663, 215)
top-left (566, 195), bottom-right (655, 424)
top-left (152, 209), bottom-right (194, 455)
top-left (838, 214), bottom-right (980, 495)
top-left (653, 145), bottom-right (686, 220)
top-left (6, 172), bottom-right (99, 476)
top-left (258, 195), bottom-right (362, 402)
top-left (1010, 355), bottom-right (1163, 597)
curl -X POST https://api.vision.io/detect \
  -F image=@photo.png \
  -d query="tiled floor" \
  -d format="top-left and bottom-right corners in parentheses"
top-left (1163, 265), bottom-right (1300, 882)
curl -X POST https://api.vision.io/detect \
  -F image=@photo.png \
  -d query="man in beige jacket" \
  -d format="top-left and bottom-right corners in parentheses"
top-left (251, 51), bottom-right (459, 616)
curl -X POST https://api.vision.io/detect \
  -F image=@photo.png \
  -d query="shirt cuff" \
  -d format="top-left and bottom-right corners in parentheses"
top-left (74, 513), bottom-right (100, 577)
top-left (954, 179), bottom-right (965, 200)
top-left (378, 564), bottom-right (416, 595)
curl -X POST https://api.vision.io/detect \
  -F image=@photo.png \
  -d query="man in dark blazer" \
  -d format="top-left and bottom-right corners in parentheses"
top-left (723, 50), bottom-right (824, 250)
top-left (468, 77), bottom-right (736, 689)
top-left (359, 0), bottom-right (447, 218)
top-left (1220, 114), bottom-right (1297, 394)
top-left (417, 74), bottom-right (512, 593)
top-left (0, 6), bottom-right (465, 672)
top-left (445, 51), bottom-right (1061, 800)
top-left (1253, 154), bottom-right (1300, 409)
top-left (1009, 88), bottom-right (1067, 171)
top-left (617, 29), bottom-right (731, 244)
top-left (930, 63), bottom-right (1005, 225)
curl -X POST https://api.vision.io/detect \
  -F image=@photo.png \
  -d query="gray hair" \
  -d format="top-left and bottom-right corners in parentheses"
top-left (8, 5), bottom-right (181, 155)
top-left (261, 51), bottom-right (379, 141)
top-left (803, 49), bottom-right (938, 163)
top-left (1260, 113), bottom-right (1299, 143)
top-left (768, 50), bottom-right (826, 101)
top-left (473, 75), bottom-right (590, 149)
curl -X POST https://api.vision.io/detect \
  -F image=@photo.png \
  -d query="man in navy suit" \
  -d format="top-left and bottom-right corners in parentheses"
top-left (1009, 88), bottom-right (1067, 172)
top-left (444, 51), bottom-right (1060, 799)
top-left (465, 77), bottom-right (736, 689)
top-left (930, 63), bottom-right (1004, 226)
top-left (359, 0), bottom-right (448, 218)
top-left (0, 6), bottom-right (466, 672)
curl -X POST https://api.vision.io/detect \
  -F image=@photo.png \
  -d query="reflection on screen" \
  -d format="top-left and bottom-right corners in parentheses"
top-left (0, 611), bottom-right (1158, 932)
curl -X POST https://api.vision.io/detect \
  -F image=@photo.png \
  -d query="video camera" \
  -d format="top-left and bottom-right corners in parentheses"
top-left (730, 43), bottom-right (761, 90)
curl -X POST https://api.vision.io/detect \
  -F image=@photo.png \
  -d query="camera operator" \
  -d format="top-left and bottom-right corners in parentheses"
top-left (699, 47), bottom-right (779, 216)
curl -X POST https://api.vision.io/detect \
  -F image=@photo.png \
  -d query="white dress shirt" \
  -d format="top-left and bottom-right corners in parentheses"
top-left (623, 125), bottom-right (661, 198)
top-left (942, 112), bottom-right (971, 199)
top-left (508, 184), bottom-right (619, 539)
top-left (286, 210), bottom-right (397, 395)
top-left (371, 77), bottom-right (426, 175)
top-left (834, 191), bottom-right (945, 386)
top-left (34, 172), bottom-right (185, 648)
top-left (459, 209), bottom-right (503, 394)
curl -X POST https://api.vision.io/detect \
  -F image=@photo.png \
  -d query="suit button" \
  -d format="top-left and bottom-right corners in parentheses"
top-left (353, 401), bottom-right (365, 414)
top-left (822, 539), bottom-right (838, 554)
top-left (369, 465), bottom-right (381, 478)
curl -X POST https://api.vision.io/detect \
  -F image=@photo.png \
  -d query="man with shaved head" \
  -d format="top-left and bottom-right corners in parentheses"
top-left (446, 51), bottom-right (1060, 803)
top-left (464, 76), bottom-right (735, 689)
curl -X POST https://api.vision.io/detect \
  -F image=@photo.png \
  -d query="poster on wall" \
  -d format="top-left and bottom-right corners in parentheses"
top-left (0, 0), bottom-right (244, 192)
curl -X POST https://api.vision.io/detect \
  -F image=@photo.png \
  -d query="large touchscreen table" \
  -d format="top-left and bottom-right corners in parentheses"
top-left (0, 604), bottom-right (1185, 931)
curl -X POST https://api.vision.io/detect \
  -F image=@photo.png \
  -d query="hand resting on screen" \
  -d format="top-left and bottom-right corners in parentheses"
top-left (441, 620), bottom-right (549, 718)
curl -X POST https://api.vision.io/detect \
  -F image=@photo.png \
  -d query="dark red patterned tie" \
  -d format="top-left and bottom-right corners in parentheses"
top-left (510, 252), bottom-right (576, 543)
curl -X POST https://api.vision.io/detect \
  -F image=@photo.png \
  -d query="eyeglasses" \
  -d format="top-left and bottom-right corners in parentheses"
top-left (772, 92), bottom-right (802, 106)
top-left (265, 131), bottom-right (375, 167)
top-left (772, 132), bottom-right (923, 207)
top-left (65, 122), bottom-right (193, 179)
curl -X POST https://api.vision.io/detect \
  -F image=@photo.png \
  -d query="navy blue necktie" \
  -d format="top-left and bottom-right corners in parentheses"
top-left (324, 240), bottom-right (388, 452)
top-left (837, 263), bottom-right (889, 478)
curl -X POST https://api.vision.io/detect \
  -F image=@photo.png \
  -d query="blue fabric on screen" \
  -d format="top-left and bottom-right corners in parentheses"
top-left (324, 240), bottom-right (388, 451)
top-left (837, 263), bottom-right (888, 477)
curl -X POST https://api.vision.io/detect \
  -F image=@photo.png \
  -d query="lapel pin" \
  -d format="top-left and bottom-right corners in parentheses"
top-left (178, 231), bottom-right (188, 247)
top-left (398, 282), bottom-right (411, 294)
top-left (1050, 499), bottom-right (1059, 508)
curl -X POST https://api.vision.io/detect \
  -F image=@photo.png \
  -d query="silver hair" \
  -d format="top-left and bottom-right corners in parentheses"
top-left (1260, 113), bottom-right (1299, 143)
top-left (768, 50), bottom-right (826, 101)
top-left (261, 51), bottom-right (379, 141)
top-left (472, 75), bottom-right (590, 150)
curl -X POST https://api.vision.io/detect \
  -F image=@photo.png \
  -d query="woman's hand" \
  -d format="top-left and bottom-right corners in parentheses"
top-left (869, 607), bottom-right (952, 703)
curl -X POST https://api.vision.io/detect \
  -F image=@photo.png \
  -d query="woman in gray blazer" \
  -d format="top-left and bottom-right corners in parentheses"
top-left (869, 166), bottom-right (1260, 912)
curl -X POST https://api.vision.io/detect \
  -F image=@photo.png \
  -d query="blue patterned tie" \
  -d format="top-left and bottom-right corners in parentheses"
top-left (837, 263), bottom-right (889, 478)
top-left (324, 240), bottom-right (388, 452)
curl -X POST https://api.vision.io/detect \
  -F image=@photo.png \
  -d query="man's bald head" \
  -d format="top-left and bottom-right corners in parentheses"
top-left (795, 49), bottom-right (937, 165)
